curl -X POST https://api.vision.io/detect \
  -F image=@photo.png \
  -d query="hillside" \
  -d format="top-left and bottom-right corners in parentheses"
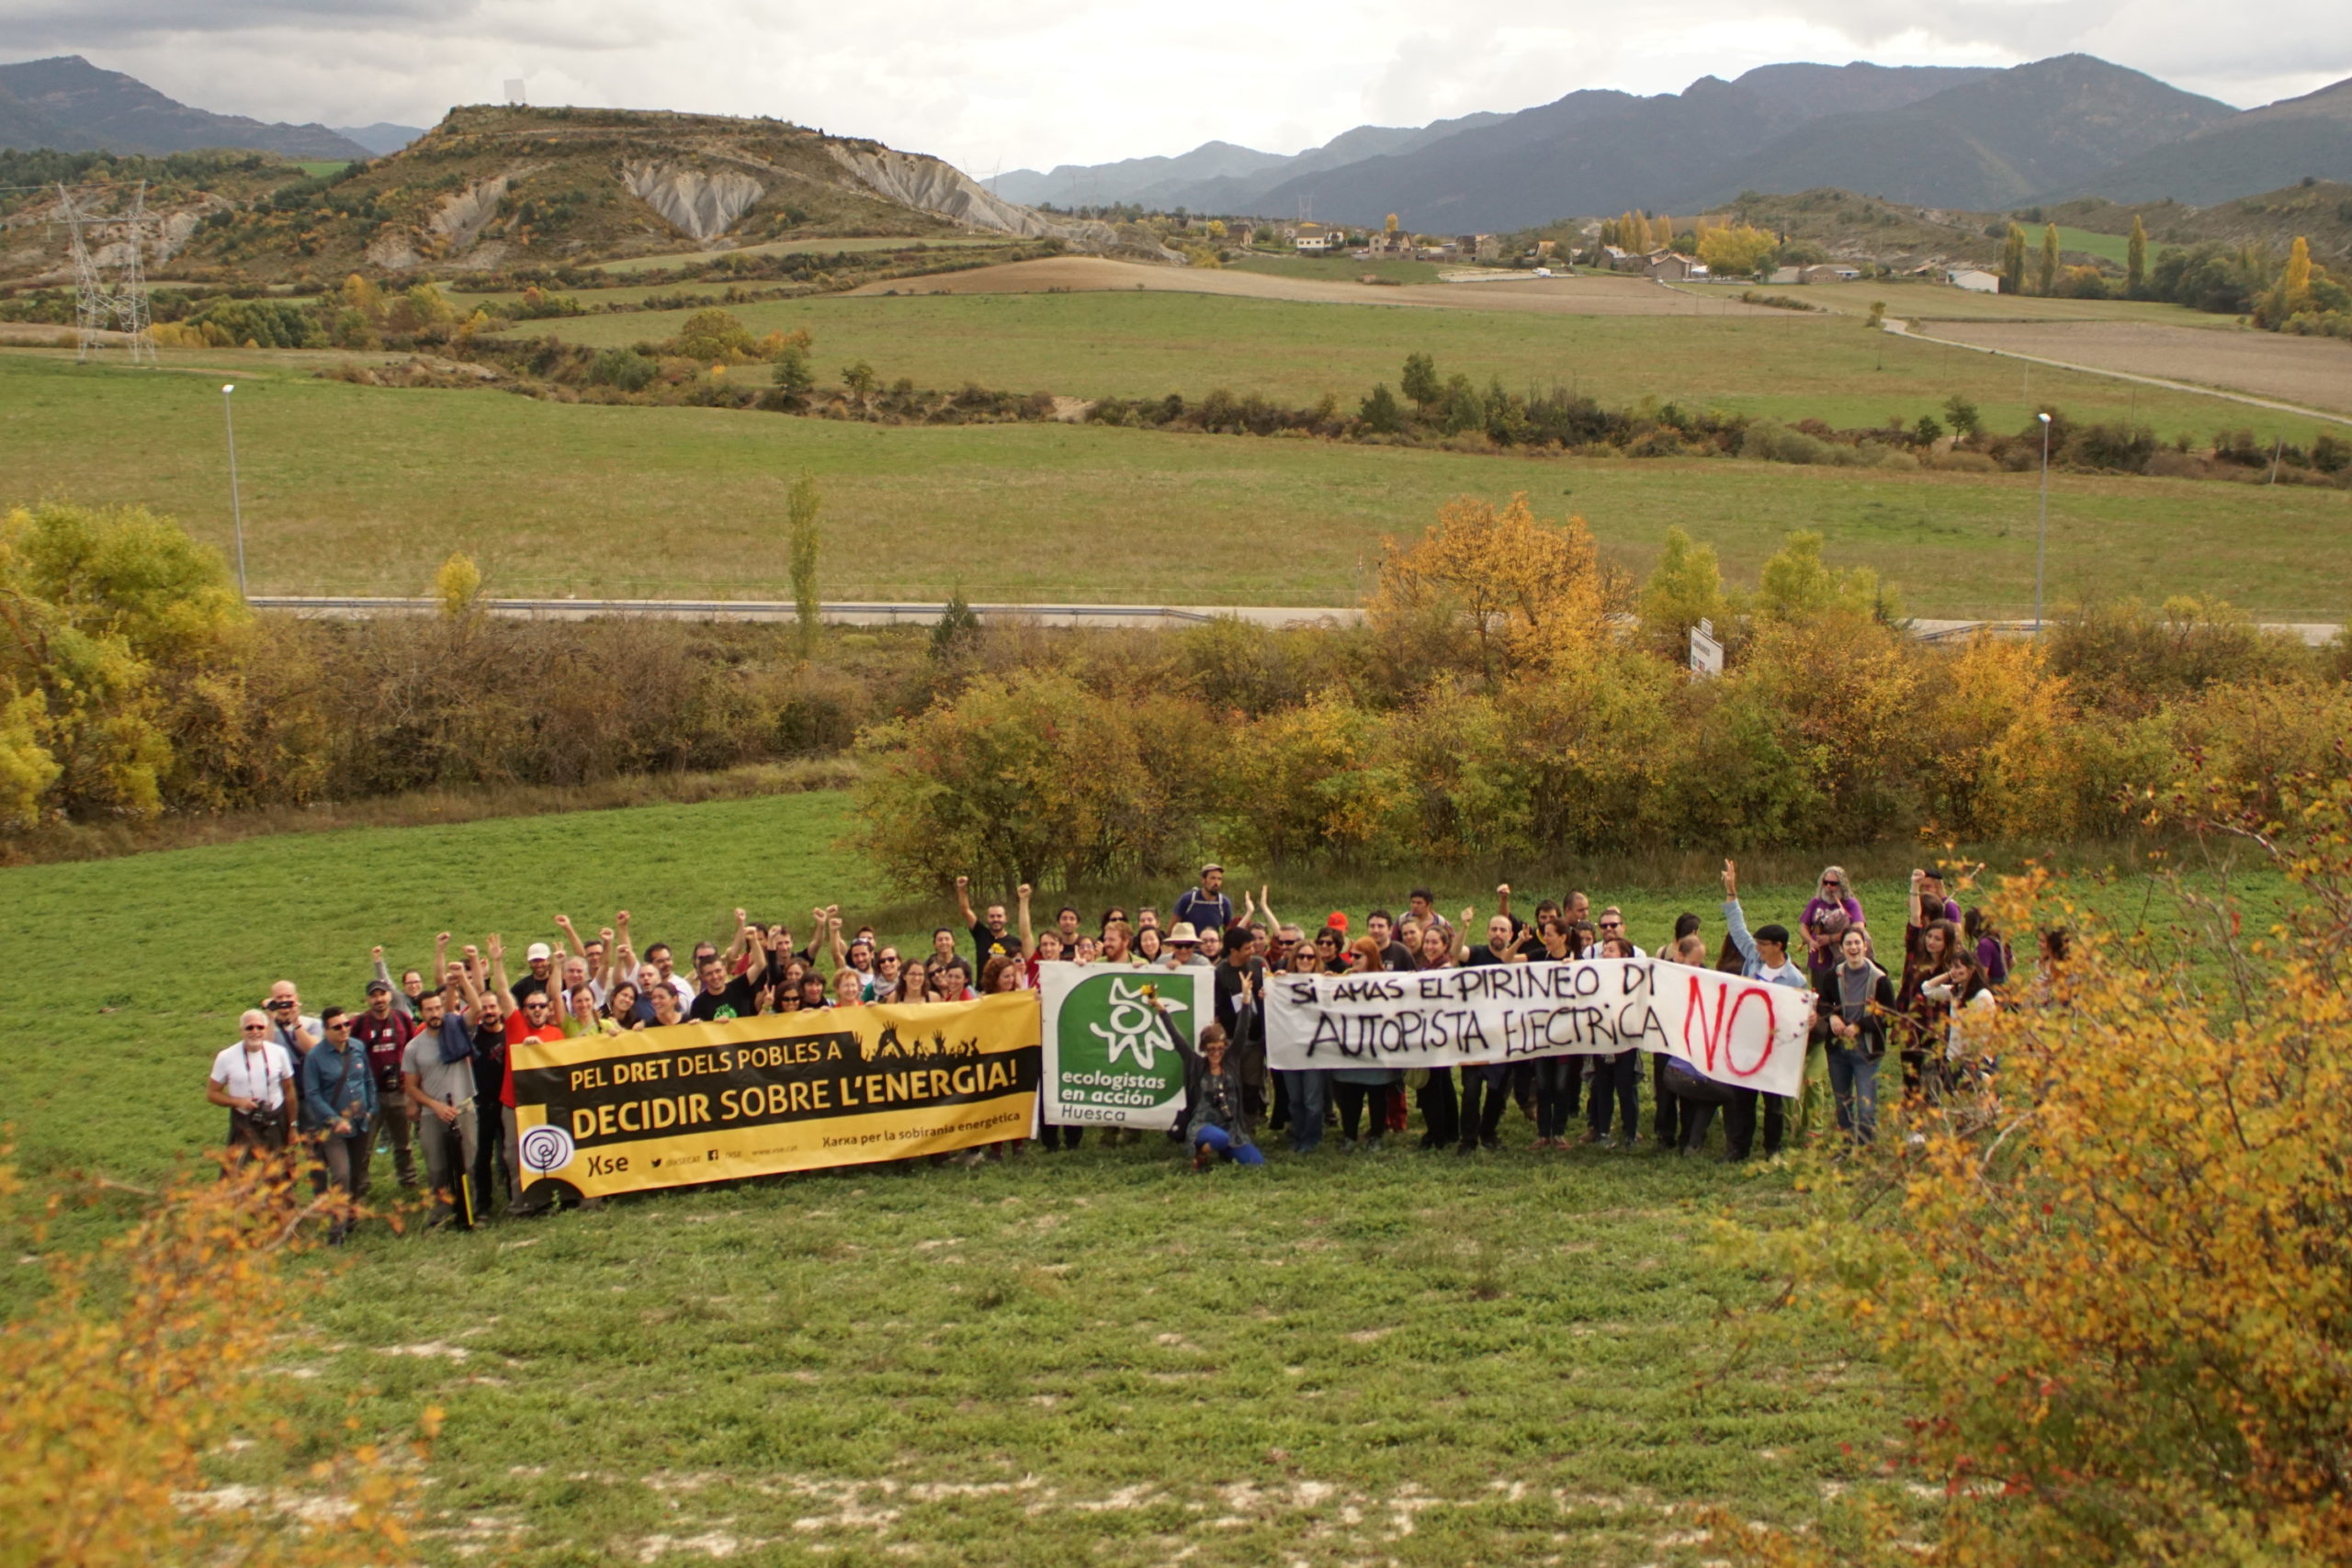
top-left (999, 108), bottom-right (1510, 213)
top-left (2060, 76), bottom-right (2352, 204)
top-left (1703, 55), bottom-right (2235, 210)
top-left (2036, 179), bottom-right (2352, 265)
top-left (0, 55), bottom-right (370, 159)
top-left (0, 104), bottom-right (1167, 288)
top-left (1240, 59), bottom-right (2135, 230)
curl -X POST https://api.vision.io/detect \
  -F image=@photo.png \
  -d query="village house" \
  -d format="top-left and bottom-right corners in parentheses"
top-left (1645, 252), bottom-right (1704, 281)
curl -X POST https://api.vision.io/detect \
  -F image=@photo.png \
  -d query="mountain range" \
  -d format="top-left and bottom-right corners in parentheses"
top-left (1006, 53), bottom-right (2352, 229)
top-left (0, 55), bottom-right (419, 161)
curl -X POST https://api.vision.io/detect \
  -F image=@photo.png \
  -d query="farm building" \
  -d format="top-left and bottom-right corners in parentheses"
top-left (1292, 222), bottom-right (1334, 252)
top-left (1645, 253), bottom-right (1705, 281)
top-left (1947, 267), bottom-right (2000, 293)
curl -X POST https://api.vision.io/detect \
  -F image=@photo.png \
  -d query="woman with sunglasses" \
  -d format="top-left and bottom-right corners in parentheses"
top-left (1329, 936), bottom-right (1402, 1151)
top-left (1802, 867), bottom-right (1867, 966)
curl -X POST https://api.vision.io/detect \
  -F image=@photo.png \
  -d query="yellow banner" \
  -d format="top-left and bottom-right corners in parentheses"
top-left (509, 992), bottom-right (1041, 1200)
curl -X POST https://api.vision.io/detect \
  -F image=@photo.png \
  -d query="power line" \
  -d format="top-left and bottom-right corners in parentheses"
top-left (58, 180), bottom-right (157, 366)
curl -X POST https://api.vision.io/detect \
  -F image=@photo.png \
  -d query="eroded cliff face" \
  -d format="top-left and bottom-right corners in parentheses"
top-left (365, 175), bottom-right (513, 269)
top-left (825, 145), bottom-right (1182, 261)
top-left (620, 162), bottom-right (765, 243)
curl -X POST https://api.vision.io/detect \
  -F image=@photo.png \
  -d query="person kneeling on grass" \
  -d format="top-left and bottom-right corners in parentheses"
top-left (1188, 1025), bottom-right (1263, 1169)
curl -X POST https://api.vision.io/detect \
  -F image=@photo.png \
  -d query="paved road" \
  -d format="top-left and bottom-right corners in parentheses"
top-left (251, 596), bottom-right (1368, 628)
top-left (254, 599), bottom-right (2338, 645)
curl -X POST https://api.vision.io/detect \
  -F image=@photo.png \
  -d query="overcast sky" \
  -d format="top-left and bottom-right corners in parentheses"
top-left (10, 0), bottom-right (2348, 171)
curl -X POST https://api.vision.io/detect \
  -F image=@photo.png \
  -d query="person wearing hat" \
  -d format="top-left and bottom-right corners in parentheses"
top-left (511, 941), bottom-right (556, 1006)
top-left (351, 967), bottom-right (419, 1189)
top-left (1167, 922), bottom-right (1213, 967)
top-left (1172, 864), bottom-right (1234, 941)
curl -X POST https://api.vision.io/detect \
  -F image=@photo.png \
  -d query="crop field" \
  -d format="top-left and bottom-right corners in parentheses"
top-left (8, 350), bottom-right (2350, 615)
top-left (1923, 319), bottom-right (2352, 417)
top-left (505, 277), bottom-right (2326, 436)
top-left (1792, 278), bottom-right (2228, 327)
top-left (0, 789), bottom-right (2269, 1564)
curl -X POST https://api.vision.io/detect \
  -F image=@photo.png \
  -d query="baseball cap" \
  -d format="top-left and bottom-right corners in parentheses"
top-left (526, 942), bottom-right (552, 961)
top-left (1325, 911), bottom-right (1350, 933)
top-left (1201, 862), bottom-right (1224, 875)
top-left (365, 978), bottom-right (391, 995)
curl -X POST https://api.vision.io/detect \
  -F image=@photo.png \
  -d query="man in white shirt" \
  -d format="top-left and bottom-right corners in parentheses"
top-left (209, 1008), bottom-right (297, 1155)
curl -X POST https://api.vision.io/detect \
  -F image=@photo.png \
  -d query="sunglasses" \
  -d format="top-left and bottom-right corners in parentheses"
top-left (525, 1000), bottom-right (551, 1011)
top-left (242, 1022), bottom-right (267, 1031)
top-left (1600, 920), bottom-right (1623, 930)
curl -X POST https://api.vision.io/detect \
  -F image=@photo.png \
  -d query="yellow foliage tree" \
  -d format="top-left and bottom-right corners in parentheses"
top-left (0, 1156), bottom-right (430, 1565)
top-left (2285, 233), bottom-right (2313, 306)
top-left (434, 550), bottom-right (482, 619)
top-left (1366, 492), bottom-right (1608, 687)
top-left (1696, 222), bottom-right (1777, 277)
top-left (1721, 772), bottom-right (2352, 1564)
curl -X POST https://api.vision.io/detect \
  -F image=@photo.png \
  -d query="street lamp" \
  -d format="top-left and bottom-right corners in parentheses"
top-left (220, 383), bottom-right (247, 600)
top-left (2033, 411), bottom-right (2052, 634)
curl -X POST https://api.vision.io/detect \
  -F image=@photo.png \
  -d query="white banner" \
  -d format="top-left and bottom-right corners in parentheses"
top-left (1265, 959), bottom-right (1809, 1099)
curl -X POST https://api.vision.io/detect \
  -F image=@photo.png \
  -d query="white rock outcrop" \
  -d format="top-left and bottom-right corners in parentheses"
top-left (622, 163), bottom-right (765, 243)
top-left (824, 146), bottom-right (1178, 261)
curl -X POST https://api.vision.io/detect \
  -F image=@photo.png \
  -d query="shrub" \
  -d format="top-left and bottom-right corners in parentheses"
top-left (591, 346), bottom-right (658, 391)
top-left (2045, 596), bottom-right (2313, 715)
top-left (1725, 776), bottom-right (2352, 1564)
top-left (851, 671), bottom-right (1227, 891)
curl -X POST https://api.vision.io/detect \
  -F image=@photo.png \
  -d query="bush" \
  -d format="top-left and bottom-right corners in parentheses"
top-left (591, 347), bottom-right (658, 391)
top-left (851, 671), bottom-right (1227, 892)
top-left (1727, 777), bottom-right (2352, 1564)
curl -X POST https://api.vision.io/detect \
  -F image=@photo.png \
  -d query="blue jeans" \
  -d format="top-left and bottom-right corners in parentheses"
top-left (1281, 1070), bottom-right (1329, 1152)
top-left (1195, 1124), bottom-right (1265, 1166)
top-left (1826, 1046), bottom-right (1879, 1143)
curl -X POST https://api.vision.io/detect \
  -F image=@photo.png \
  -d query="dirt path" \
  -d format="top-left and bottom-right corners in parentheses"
top-left (1916, 319), bottom-right (2352, 419)
top-left (848, 256), bottom-right (1796, 318)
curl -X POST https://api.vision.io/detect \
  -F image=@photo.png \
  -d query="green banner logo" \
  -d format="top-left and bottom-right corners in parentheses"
top-left (1050, 970), bottom-right (1193, 1124)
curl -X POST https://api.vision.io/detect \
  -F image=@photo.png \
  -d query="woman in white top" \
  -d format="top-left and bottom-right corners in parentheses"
top-left (1922, 948), bottom-right (1999, 1081)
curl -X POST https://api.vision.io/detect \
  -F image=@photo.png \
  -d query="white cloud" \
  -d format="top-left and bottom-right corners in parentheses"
top-left (16, 0), bottom-right (2347, 164)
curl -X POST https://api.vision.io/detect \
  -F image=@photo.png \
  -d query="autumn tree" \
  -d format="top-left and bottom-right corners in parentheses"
top-left (2126, 214), bottom-right (2147, 295)
top-left (787, 471), bottom-right (822, 658)
top-left (2039, 221), bottom-right (2060, 296)
top-left (434, 550), bottom-right (482, 619)
top-left (0, 1155), bottom-right (430, 1566)
top-left (1636, 525), bottom-right (1727, 660)
top-left (1696, 222), bottom-right (1777, 277)
top-left (1757, 529), bottom-right (1894, 623)
top-left (1366, 492), bottom-right (1608, 687)
top-left (2285, 232), bottom-right (2313, 305)
top-left (2001, 221), bottom-right (2026, 295)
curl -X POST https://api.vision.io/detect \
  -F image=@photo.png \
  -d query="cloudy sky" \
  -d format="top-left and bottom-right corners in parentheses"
top-left (10, 0), bottom-right (2349, 171)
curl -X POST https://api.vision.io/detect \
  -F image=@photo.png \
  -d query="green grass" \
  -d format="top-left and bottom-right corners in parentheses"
top-left (293, 160), bottom-right (358, 180)
top-left (1, 790), bottom-right (2287, 1562)
top-left (513, 287), bottom-right (2303, 433)
top-left (1796, 277), bottom-right (2222, 326)
top-left (6, 350), bottom-right (2350, 616)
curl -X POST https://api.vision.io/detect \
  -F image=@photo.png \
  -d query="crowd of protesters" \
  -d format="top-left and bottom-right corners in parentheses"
top-left (207, 860), bottom-right (2064, 1231)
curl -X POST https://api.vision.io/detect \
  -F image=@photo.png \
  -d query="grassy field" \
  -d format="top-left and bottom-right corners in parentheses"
top-left (487, 284), bottom-right (2303, 434)
top-left (1792, 278), bottom-right (2225, 326)
top-left (7, 351), bottom-right (2350, 615)
top-left (1, 788), bottom-right (2284, 1563)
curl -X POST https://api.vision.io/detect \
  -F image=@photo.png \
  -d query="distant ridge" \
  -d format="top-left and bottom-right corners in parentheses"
top-left (0, 55), bottom-right (372, 159)
top-left (2058, 75), bottom-right (2352, 204)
